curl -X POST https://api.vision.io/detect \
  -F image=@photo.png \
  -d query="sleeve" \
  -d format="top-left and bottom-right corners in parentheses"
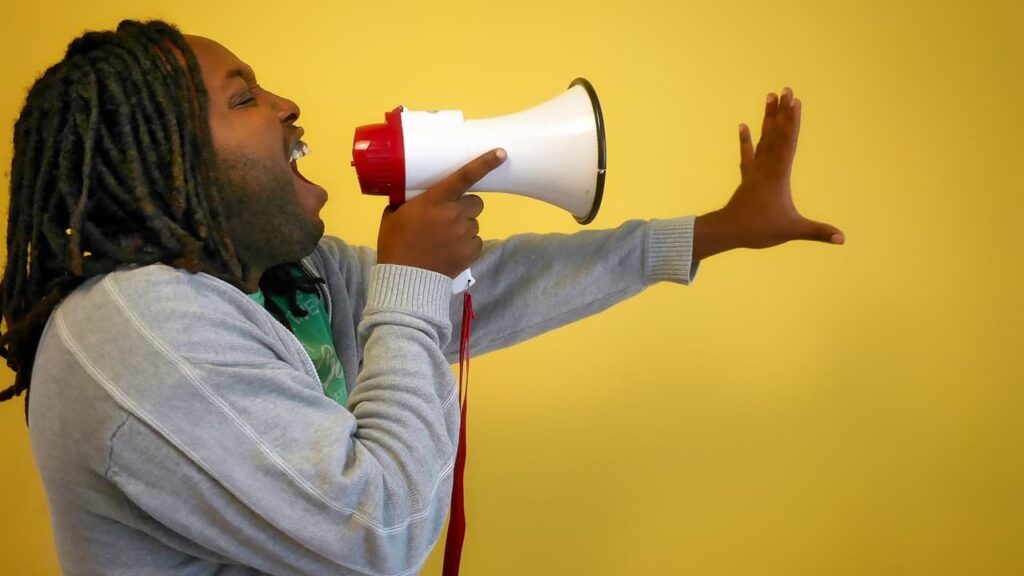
top-left (442, 215), bottom-right (700, 361)
top-left (65, 266), bottom-right (460, 576)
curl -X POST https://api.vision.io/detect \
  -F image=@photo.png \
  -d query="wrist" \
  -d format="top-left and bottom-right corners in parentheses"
top-left (693, 209), bottom-right (738, 263)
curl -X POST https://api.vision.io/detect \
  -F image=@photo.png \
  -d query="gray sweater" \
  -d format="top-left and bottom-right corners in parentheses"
top-left (28, 216), bottom-right (698, 576)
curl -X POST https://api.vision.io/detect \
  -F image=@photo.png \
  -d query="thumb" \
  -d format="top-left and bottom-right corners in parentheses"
top-left (800, 218), bottom-right (846, 245)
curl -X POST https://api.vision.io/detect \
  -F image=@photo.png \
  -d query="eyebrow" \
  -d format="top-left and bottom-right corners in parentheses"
top-left (222, 66), bottom-right (256, 89)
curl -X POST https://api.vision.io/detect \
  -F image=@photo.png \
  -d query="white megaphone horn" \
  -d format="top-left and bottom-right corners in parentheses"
top-left (351, 78), bottom-right (607, 292)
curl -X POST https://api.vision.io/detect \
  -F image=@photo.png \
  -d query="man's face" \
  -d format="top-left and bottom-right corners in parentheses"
top-left (185, 35), bottom-right (328, 275)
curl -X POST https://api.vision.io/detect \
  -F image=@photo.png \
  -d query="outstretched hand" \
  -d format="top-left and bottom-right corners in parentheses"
top-left (718, 87), bottom-right (845, 250)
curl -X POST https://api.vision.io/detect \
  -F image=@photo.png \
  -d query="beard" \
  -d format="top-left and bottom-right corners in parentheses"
top-left (212, 148), bottom-right (324, 276)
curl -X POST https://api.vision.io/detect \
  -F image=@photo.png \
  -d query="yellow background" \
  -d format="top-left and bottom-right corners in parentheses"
top-left (2, 0), bottom-right (1021, 574)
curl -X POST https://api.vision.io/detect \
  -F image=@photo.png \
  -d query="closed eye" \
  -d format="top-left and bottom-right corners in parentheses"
top-left (231, 85), bottom-right (262, 108)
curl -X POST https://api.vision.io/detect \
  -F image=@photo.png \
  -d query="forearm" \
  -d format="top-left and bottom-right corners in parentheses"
top-left (444, 217), bottom-right (697, 361)
top-left (693, 209), bottom-right (739, 264)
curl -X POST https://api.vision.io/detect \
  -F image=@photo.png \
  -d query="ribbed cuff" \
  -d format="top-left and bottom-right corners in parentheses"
top-left (366, 264), bottom-right (453, 324)
top-left (646, 215), bottom-right (699, 285)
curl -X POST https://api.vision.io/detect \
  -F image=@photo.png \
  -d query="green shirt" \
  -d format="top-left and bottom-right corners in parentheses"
top-left (249, 276), bottom-right (348, 406)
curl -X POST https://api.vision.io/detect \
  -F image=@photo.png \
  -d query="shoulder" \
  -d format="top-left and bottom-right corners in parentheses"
top-left (55, 264), bottom-right (292, 367)
top-left (60, 264), bottom-right (260, 326)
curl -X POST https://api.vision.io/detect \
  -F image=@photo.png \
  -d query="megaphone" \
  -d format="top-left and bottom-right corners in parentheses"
top-left (351, 77), bottom-right (607, 291)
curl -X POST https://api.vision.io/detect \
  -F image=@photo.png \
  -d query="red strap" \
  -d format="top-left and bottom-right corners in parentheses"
top-left (443, 291), bottom-right (474, 576)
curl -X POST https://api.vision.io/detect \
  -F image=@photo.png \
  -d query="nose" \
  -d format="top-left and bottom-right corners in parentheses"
top-left (272, 92), bottom-right (301, 125)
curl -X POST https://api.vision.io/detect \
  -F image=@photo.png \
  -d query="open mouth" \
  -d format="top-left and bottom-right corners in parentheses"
top-left (289, 141), bottom-right (317, 186)
top-left (291, 159), bottom-right (317, 185)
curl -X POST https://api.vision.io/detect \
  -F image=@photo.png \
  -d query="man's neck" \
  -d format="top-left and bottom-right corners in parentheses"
top-left (197, 253), bottom-right (263, 294)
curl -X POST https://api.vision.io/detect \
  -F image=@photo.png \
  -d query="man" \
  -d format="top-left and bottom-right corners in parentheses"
top-left (1, 19), bottom-right (843, 575)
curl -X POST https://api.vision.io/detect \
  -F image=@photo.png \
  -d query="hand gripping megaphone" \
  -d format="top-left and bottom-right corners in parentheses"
top-left (351, 78), bottom-right (607, 293)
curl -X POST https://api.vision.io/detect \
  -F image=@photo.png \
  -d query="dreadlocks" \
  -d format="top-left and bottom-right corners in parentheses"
top-left (1, 20), bottom-right (246, 411)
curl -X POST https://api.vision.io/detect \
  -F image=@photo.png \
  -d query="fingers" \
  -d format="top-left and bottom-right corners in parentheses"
top-left (756, 87), bottom-right (802, 158)
top-left (790, 96), bottom-right (802, 146)
top-left (757, 92), bottom-right (779, 154)
top-left (778, 86), bottom-right (794, 110)
top-left (776, 87), bottom-right (800, 150)
top-left (739, 123), bottom-right (754, 176)
top-left (459, 193), bottom-right (484, 220)
top-left (459, 194), bottom-right (483, 238)
top-left (426, 148), bottom-right (507, 203)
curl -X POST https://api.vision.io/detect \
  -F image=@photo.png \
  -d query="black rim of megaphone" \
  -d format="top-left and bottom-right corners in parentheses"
top-left (569, 77), bottom-right (606, 225)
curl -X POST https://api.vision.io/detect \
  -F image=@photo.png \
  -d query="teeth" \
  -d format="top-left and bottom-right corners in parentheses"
top-left (289, 141), bottom-right (311, 163)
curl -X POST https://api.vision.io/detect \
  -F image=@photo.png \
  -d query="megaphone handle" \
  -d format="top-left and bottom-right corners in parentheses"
top-left (452, 268), bottom-right (475, 294)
